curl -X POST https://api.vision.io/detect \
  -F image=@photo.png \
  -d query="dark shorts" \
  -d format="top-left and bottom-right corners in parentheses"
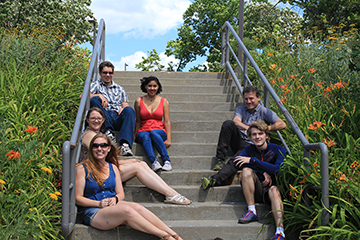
top-left (81, 207), bottom-right (100, 226)
top-left (252, 171), bottom-right (272, 203)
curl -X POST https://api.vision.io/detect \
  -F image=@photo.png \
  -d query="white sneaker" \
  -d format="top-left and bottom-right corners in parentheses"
top-left (121, 143), bottom-right (133, 156)
top-left (152, 160), bottom-right (162, 171)
top-left (162, 161), bottom-right (172, 171)
top-left (105, 130), bottom-right (118, 147)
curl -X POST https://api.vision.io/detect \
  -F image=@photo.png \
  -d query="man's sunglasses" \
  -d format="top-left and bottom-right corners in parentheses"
top-left (102, 71), bottom-right (114, 75)
top-left (92, 143), bottom-right (110, 148)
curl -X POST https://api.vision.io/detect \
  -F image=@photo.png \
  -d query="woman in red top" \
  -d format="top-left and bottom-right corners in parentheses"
top-left (135, 76), bottom-right (172, 172)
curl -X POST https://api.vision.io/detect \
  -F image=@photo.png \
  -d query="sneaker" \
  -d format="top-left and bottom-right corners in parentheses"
top-left (212, 158), bottom-right (225, 171)
top-left (152, 160), bottom-right (162, 171)
top-left (201, 177), bottom-right (216, 190)
top-left (120, 143), bottom-right (133, 156)
top-left (238, 210), bottom-right (258, 224)
top-left (105, 130), bottom-right (118, 147)
top-left (162, 161), bottom-right (172, 171)
top-left (270, 233), bottom-right (285, 240)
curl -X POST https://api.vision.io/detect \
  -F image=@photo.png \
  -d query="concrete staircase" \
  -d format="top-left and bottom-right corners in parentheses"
top-left (74, 71), bottom-right (275, 240)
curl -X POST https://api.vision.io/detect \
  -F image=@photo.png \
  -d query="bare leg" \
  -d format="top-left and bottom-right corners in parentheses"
top-left (241, 167), bottom-right (256, 205)
top-left (268, 186), bottom-right (284, 228)
top-left (120, 160), bottom-right (177, 197)
top-left (91, 201), bottom-right (181, 239)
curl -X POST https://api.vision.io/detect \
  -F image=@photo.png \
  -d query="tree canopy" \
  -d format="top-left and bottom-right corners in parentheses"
top-left (0, 0), bottom-right (95, 43)
top-left (165, 0), bottom-right (302, 71)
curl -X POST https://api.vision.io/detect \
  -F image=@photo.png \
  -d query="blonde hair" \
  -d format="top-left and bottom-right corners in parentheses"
top-left (246, 120), bottom-right (270, 137)
top-left (80, 134), bottom-right (120, 188)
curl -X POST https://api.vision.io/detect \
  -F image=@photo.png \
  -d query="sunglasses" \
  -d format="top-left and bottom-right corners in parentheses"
top-left (92, 143), bottom-right (110, 148)
top-left (102, 71), bottom-right (114, 75)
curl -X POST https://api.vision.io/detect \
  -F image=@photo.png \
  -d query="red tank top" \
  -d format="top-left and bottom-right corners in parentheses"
top-left (137, 97), bottom-right (166, 134)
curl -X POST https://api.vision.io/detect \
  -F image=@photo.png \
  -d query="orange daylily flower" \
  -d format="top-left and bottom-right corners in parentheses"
top-left (323, 138), bottom-right (337, 147)
top-left (279, 99), bottom-right (285, 104)
top-left (6, 150), bottom-right (20, 159)
top-left (313, 121), bottom-right (326, 128)
top-left (280, 84), bottom-right (289, 89)
top-left (270, 64), bottom-right (276, 69)
top-left (350, 161), bottom-right (360, 168)
top-left (269, 78), bottom-right (276, 84)
top-left (313, 162), bottom-right (319, 167)
top-left (24, 126), bottom-right (37, 135)
top-left (339, 173), bottom-right (346, 181)
top-left (267, 52), bottom-right (273, 56)
top-left (278, 77), bottom-right (284, 82)
top-left (333, 80), bottom-right (345, 89)
top-left (298, 179), bottom-right (306, 184)
top-left (289, 74), bottom-right (297, 79)
top-left (308, 124), bottom-right (317, 130)
top-left (282, 89), bottom-right (290, 95)
top-left (309, 68), bottom-right (318, 73)
top-left (315, 82), bottom-right (324, 87)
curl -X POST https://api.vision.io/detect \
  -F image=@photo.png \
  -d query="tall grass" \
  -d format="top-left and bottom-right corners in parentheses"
top-left (0, 26), bottom-right (89, 239)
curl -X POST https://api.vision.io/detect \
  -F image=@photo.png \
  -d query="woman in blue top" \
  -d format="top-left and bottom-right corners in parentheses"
top-left (75, 134), bottom-right (183, 240)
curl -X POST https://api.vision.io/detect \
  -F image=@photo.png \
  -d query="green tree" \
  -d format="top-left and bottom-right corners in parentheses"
top-left (0, 0), bottom-right (95, 43)
top-left (165, 0), bottom-right (302, 71)
top-left (135, 49), bottom-right (167, 71)
top-left (280, 0), bottom-right (360, 33)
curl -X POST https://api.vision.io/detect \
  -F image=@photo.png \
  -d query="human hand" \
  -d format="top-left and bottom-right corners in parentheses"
top-left (164, 139), bottom-right (171, 148)
top-left (108, 197), bottom-right (117, 206)
top-left (234, 156), bottom-right (251, 167)
top-left (262, 172), bottom-right (272, 186)
top-left (99, 198), bottom-right (111, 208)
top-left (99, 95), bottom-right (108, 108)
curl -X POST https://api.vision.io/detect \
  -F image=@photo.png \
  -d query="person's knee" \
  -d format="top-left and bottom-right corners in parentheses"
top-left (222, 120), bottom-right (235, 130)
top-left (122, 106), bottom-right (135, 117)
top-left (241, 167), bottom-right (253, 178)
top-left (268, 186), bottom-right (281, 200)
top-left (90, 96), bottom-right (101, 106)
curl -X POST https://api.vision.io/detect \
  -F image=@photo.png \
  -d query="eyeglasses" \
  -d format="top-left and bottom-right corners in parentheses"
top-left (92, 143), bottom-right (110, 148)
top-left (89, 117), bottom-right (103, 121)
top-left (102, 71), bottom-right (114, 75)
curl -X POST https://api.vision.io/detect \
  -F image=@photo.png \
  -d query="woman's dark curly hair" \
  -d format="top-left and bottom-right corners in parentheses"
top-left (140, 76), bottom-right (162, 94)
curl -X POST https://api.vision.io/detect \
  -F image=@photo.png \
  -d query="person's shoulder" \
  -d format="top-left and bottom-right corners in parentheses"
top-left (76, 163), bottom-right (85, 170)
top-left (268, 142), bottom-right (286, 152)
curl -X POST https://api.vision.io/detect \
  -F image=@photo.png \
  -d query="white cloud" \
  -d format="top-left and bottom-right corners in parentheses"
top-left (90, 0), bottom-right (191, 37)
top-left (110, 51), bottom-right (179, 71)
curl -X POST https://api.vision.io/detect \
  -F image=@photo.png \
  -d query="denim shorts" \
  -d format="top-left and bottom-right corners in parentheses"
top-left (82, 207), bottom-right (100, 226)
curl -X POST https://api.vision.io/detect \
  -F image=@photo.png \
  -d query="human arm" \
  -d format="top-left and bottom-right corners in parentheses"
top-left (233, 116), bottom-right (250, 131)
top-left (235, 146), bottom-right (286, 175)
top-left (163, 98), bottom-right (171, 147)
top-left (134, 98), bottom-right (142, 139)
top-left (75, 164), bottom-right (109, 208)
top-left (268, 119), bottom-right (286, 131)
top-left (118, 102), bottom-right (130, 114)
top-left (112, 163), bottom-right (125, 202)
top-left (81, 131), bottom-right (97, 150)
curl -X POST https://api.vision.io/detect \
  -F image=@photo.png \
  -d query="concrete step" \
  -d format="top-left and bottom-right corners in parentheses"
top-left (123, 85), bottom-right (233, 94)
top-left (123, 185), bottom-right (246, 203)
top-left (132, 142), bottom-right (216, 156)
top-left (126, 92), bottom-right (241, 103)
top-left (169, 111), bottom-right (234, 121)
top-left (113, 71), bottom-right (226, 79)
top-left (171, 120), bottom-right (223, 132)
top-left (74, 220), bottom-right (275, 240)
top-left (114, 77), bottom-right (229, 86)
top-left (124, 169), bottom-right (218, 186)
top-left (168, 131), bottom-right (219, 144)
top-left (170, 102), bottom-right (234, 112)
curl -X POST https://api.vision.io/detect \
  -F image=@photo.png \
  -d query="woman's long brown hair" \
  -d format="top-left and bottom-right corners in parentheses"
top-left (80, 134), bottom-right (120, 188)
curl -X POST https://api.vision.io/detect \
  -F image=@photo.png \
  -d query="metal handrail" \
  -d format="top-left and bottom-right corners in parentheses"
top-left (61, 18), bottom-right (106, 239)
top-left (221, 21), bottom-right (329, 226)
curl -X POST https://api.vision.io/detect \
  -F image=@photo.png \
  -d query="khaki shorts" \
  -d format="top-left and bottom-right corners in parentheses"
top-left (245, 171), bottom-right (271, 203)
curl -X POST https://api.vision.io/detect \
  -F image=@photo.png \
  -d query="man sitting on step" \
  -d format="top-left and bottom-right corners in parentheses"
top-left (89, 61), bottom-right (135, 156)
top-left (212, 85), bottom-right (286, 171)
top-left (204, 120), bottom-right (286, 240)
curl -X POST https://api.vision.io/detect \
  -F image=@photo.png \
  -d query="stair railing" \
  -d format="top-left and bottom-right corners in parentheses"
top-left (61, 18), bottom-right (106, 239)
top-left (221, 21), bottom-right (329, 226)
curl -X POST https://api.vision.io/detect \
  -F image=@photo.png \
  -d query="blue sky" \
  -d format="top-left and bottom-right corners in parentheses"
top-left (80, 0), bottom-right (302, 72)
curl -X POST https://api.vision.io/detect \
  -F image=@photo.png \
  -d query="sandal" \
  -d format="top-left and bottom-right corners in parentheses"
top-left (172, 234), bottom-right (181, 240)
top-left (160, 234), bottom-right (173, 240)
top-left (164, 194), bottom-right (192, 205)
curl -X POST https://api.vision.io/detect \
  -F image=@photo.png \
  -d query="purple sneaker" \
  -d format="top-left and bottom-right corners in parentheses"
top-left (238, 210), bottom-right (258, 224)
top-left (270, 233), bottom-right (285, 240)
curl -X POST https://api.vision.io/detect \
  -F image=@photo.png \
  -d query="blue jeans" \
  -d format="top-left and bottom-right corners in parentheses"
top-left (90, 96), bottom-right (135, 148)
top-left (135, 129), bottom-right (170, 163)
